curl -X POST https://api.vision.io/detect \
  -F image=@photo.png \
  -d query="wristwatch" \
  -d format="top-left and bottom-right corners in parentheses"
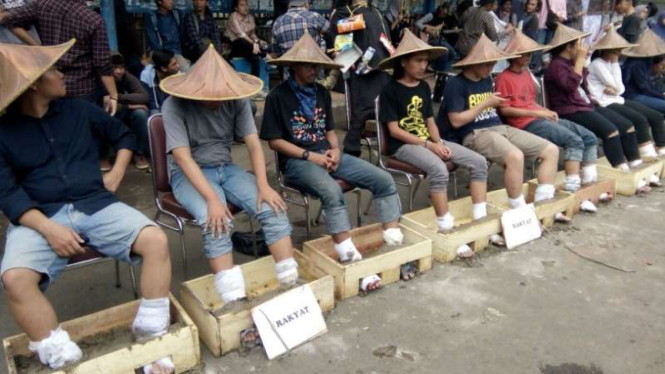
top-left (301, 150), bottom-right (311, 160)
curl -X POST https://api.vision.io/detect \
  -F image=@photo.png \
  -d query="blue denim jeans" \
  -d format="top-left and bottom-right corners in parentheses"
top-left (171, 163), bottom-right (292, 259)
top-left (525, 119), bottom-right (598, 163)
top-left (117, 108), bottom-right (150, 155)
top-left (631, 94), bottom-right (665, 115)
top-left (283, 153), bottom-right (401, 235)
top-left (430, 37), bottom-right (457, 72)
top-left (1, 203), bottom-right (153, 290)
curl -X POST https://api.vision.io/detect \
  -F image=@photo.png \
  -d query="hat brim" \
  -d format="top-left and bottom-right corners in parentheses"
top-left (592, 43), bottom-right (638, 51)
top-left (267, 57), bottom-right (343, 70)
top-left (160, 72), bottom-right (264, 101)
top-left (0, 39), bottom-right (75, 114)
top-left (378, 47), bottom-right (448, 69)
top-left (506, 45), bottom-right (550, 57)
top-left (621, 49), bottom-right (665, 57)
top-left (453, 54), bottom-right (520, 67)
top-left (547, 31), bottom-right (592, 51)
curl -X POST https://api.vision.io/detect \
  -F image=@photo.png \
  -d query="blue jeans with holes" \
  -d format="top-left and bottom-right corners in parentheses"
top-left (524, 118), bottom-right (598, 164)
top-left (171, 163), bottom-right (292, 259)
top-left (283, 153), bottom-right (401, 235)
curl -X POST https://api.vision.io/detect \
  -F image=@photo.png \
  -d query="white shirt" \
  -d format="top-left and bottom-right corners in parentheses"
top-left (587, 58), bottom-right (625, 107)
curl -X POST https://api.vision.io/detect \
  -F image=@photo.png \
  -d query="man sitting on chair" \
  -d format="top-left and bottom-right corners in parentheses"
top-left (443, 34), bottom-right (565, 218)
top-left (161, 46), bottom-right (300, 307)
top-left (0, 42), bottom-right (173, 373)
top-left (261, 34), bottom-right (405, 288)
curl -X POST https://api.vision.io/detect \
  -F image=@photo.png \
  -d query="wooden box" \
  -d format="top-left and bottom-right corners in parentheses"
top-left (597, 157), bottom-right (663, 196)
top-left (487, 184), bottom-right (576, 227)
top-left (527, 171), bottom-right (617, 214)
top-left (301, 224), bottom-right (433, 300)
top-left (4, 294), bottom-right (199, 374)
top-left (179, 251), bottom-right (335, 357)
top-left (401, 196), bottom-right (506, 263)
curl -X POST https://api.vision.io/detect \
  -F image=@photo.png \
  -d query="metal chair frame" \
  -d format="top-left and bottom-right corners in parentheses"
top-left (273, 151), bottom-right (362, 239)
top-left (147, 114), bottom-right (256, 278)
top-left (66, 254), bottom-right (139, 299)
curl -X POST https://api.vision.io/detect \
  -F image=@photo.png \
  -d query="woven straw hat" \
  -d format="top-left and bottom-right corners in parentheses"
top-left (592, 26), bottom-right (637, 51)
top-left (378, 29), bottom-right (447, 69)
top-left (454, 33), bottom-right (519, 67)
top-left (160, 45), bottom-right (263, 101)
top-left (268, 32), bottom-right (343, 70)
top-left (504, 29), bottom-right (548, 55)
top-left (0, 39), bottom-right (74, 113)
top-left (622, 29), bottom-right (665, 57)
top-left (547, 22), bottom-right (592, 50)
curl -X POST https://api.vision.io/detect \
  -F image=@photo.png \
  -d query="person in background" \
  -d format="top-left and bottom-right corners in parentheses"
top-left (145, 49), bottom-right (180, 114)
top-left (646, 2), bottom-right (658, 28)
top-left (0, 0), bottom-right (119, 116)
top-left (622, 30), bottom-right (665, 118)
top-left (110, 53), bottom-right (152, 170)
top-left (0, 0), bottom-right (39, 45)
top-left (385, 0), bottom-right (408, 42)
top-left (652, 10), bottom-right (665, 39)
top-left (537, 0), bottom-right (567, 46)
top-left (616, 0), bottom-right (642, 43)
top-left (114, 0), bottom-right (143, 77)
top-left (440, 3), bottom-right (461, 47)
top-left (272, 0), bottom-right (329, 58)
top-left (183, 0), bottom-right (222, 63)
top-left (144, 0), bottom-right (190, 71)
top-left (522, 0), bottom-right (541, 40)
top-left (498, 0), bottom-right (513, 24)
top-left (565, 0), bottom-right (585, 31)
top-left (415, 5), bottom-right (458, 72)
top-left (226, 0), bottom-right (268, 80)
top-left (456, 0), bottom-right (502, 57)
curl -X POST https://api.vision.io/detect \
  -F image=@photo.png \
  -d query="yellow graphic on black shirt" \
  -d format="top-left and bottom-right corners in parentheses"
top-left (399, 96), bottom-right (431, 140)
top-left (468, 92), bottom-right (499, 122)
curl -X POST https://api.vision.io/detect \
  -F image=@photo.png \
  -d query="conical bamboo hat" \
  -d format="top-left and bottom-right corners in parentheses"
top-left (268, 32), bottom-right (343, 70)
top-left (378, 29), bottom-right (447, 69)
top-left (592, 25), bottom-right (637, 51)
top-left (160, 45), bottom-right (263, 101)
top-left (622, 29), bottom-right (665, 57)
top-left (454, 33), bottom-right (519, 67)
top-left (504, 29), bottom-right (548, 55)
top-left (547, 22), bottom-right (592, 50)
top-left (0, 39), bottom-right (75, 113)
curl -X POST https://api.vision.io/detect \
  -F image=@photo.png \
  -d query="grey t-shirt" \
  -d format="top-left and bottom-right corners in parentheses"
top-left (162, 96), bottom-right (256, 174)
top-left (619, 12), bottom-right (641, 43)
top-left (0, 0), bottom-right (40, 44)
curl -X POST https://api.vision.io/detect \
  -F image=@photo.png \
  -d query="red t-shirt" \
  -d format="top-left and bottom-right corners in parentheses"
top-left (495, 68), bottom-right (540, 130)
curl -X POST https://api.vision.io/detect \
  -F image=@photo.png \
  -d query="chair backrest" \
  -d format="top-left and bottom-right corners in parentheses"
top-left (147, 114), bottom-right (172, 194)
top-left (344, 77), bottom-right (353, 132)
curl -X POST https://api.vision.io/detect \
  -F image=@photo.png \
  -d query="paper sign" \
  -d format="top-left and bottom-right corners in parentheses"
top-left (251, 284), bottom-right (327, 360)
top-left (501, 204), bottom-right (542, 250)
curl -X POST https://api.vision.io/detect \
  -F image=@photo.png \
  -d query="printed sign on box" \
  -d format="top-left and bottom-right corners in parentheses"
top-left (251, 284), bottom-right (328, 359)
top-left (501, 204), bottom-right (542, 249)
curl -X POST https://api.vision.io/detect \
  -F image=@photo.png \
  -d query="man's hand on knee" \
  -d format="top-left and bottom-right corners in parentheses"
top-left (39, 221), bottom-right (85, 257)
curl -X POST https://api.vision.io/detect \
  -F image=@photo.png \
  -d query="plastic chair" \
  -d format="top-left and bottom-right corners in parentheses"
top-left (147, 114), bottom-right (255, 278)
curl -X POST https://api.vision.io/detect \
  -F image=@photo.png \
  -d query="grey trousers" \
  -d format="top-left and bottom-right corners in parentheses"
top-left (393, 142), bottom-right (488, 193)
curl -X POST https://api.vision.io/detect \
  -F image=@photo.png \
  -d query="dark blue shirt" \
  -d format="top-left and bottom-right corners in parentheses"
top-left (145, 10), bottom-right (183, 53)
top-left (0, 99), bottom-right (136, 225)
top-left (443, 74), bottom-right (502, 142)
top-left (622, 58), bottom-right (664, 100)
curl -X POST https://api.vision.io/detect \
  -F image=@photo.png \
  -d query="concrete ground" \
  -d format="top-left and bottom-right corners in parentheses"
top-left (0, 131), bottom-right (664, 374)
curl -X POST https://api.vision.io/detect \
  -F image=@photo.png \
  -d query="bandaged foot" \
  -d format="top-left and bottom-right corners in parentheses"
top-left (456, 244), bottom-right (474, 259)
top-left (640, 143), bottom-right (658, 159)
top-left (617, 163), bottom-right (630, 172)
top-left (360, 274), bottom-right (382, 292)
top-left (554, 212), bottom-right (571, 222)
top-left (400, 262), bottom-right (418, 280)
top-left (437, 212), bottom-right (455, 233)
top-left (629, 159), bottom-right (643, 169)
top-left (599, 192), bottom-right (613, 202)
top-left (582, 165), bottom-right (598, 185)
top-left (489, 234), bottom-right (506, 246)
top-left (658, 147), bottom-right (665, 157)
top-left (131, 297), bottom-right (173, 374)
top-left (580, 200), bottom-right (597, 213)
top-left (334, 238), bottom-right (362, 263)
top-left (472, 202), bottom-right (488, 220)
top-left (383, 228), bottom-right (404, 246)
top-left (649, 173), bottom-right (662, 187)
top-left (563, 174), bottom-right (581, 192)
top-left (535, 184), bottom-right (556, 203)
top-left (214, 266), bottom-right (247, 304)
top-left (275, 257), bottom-right (299, 287)
top-left (28, 326), bottom-right (82, 370)
top-left (636, 179), bottom-right (651, 194)
top-left (508, 195), bottom-right (527, 209)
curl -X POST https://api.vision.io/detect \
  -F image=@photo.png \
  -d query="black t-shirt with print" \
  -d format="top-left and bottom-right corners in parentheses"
top-left (260, 82), bottom-right (335, 169)
top-left (379, 79), bottom-right (434, 155)
top-left (443, 74), bottom-right (502, 142)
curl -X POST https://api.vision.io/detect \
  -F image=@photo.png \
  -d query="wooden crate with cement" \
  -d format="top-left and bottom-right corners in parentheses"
top-left (4, 294), bottom-right (200, 374)
top-left (487, 185), bottom-right (575, 227)
top-left (401, 196), bottom-right (506, 263)
top-left (597, 157), bottom-right (663, 196)
top-left (179, 251), bottom-right (335, 357)
top-left (527, 171), bottom-right (617, 214)
top-left (301, 223), bottom-right (433, 300)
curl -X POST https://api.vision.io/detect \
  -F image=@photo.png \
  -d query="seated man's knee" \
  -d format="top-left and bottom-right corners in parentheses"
top-left (317, 183), bottom-right (346, 206)
top-left (369, 168), bottom-right (398, 196)
top-left (505, 149), bottom-right (524, 167)
top-left (429, 165), bottom-right (450, 191)
top-left (138, 226), bottom-right (170, 260)
top-left (469, 155), bottom-right (489, 180)
top-left (542, 143), bottom-right (560, 159)
top-left (2, 269), bottom-right (40, 299)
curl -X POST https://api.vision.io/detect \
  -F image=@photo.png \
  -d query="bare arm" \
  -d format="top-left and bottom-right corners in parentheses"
top-left (448, 93), bottom-right (505, 128)
top-left (244, 133), bottom-right (270, 188)
top-left (101, 76), bottom-right (118, 116)
top-left (10, 27), bottom-right (39, 45)
top-left (102, 148), bottom-right (132, 193)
